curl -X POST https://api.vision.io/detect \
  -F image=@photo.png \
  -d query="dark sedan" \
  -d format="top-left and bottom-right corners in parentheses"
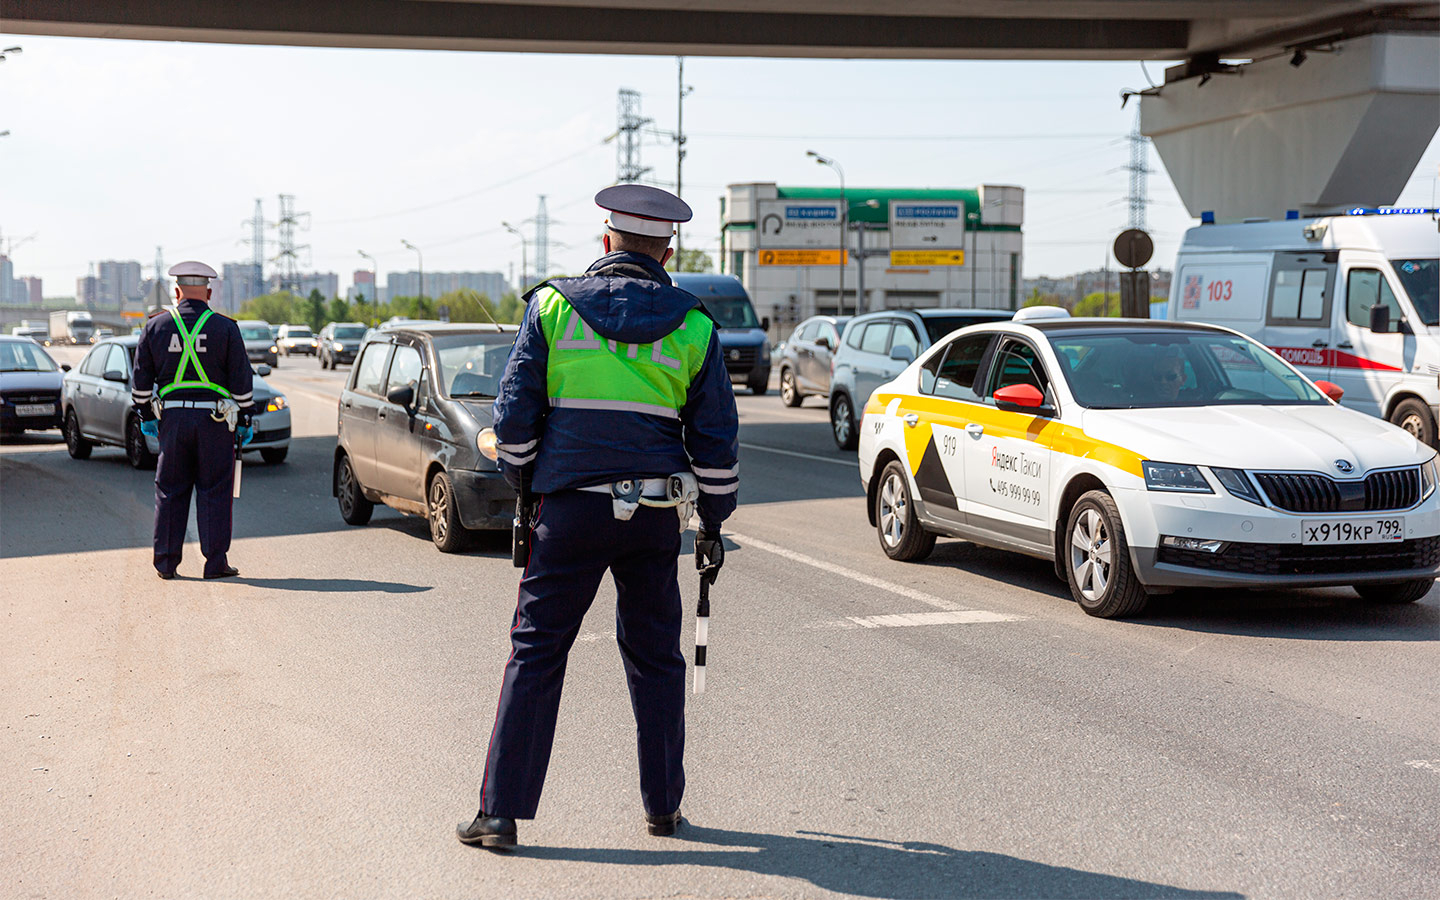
top-left (0, 335), bottom-right (67, 435)
top-left (334, 323), bottom-right (519, 552)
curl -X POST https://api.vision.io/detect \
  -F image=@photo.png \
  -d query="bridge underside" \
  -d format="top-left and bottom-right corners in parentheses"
top-left (3, 1), bottom-right (1436, 60)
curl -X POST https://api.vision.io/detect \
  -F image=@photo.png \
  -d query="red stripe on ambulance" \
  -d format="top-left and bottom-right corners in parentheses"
top-left (1269, 346), bottom-right (1403, 372)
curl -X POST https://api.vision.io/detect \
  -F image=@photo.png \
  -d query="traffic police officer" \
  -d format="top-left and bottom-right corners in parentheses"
top-left (132, 261), bottom-right (255, 580)
top-left (458, 185), bottom-right (739, 849)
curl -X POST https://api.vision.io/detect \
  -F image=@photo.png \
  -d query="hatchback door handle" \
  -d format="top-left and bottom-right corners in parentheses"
top-left (966, 423), bottom-right (984, 437)
top-left (902, 414), bottom-right (918, 427)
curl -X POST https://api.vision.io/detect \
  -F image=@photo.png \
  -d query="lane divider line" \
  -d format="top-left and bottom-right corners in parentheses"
top-left (727, 530), bottom-right (967, 612)
top-left (843, 610), bottom-right (1025, 629)
top-left (738, 443), bottom-right (854, 468)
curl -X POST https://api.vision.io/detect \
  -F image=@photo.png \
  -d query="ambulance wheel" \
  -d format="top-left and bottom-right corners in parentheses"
top-left (428, 470), bottom-right (470, 553)
top-left (125, 414), bottom-right (157, 470)
top-left (64, 409), bottom-right (92, 460)
top-left (780, 368), bottom-right (803, 407)
top-left (875, 460), bottom-right (935, 561)
top-left (260, 447), bottom-right (288, 465)
top-left (831, 392), bottom-right (858, 451)
top-left (336, 454), bottom-right (374, 526)
top-left (1353, 578), bottom-right (1433, 605)
top-left (1065, 490), bottom-right (1149, 618)
top-left (1388, 398), bottom-right (1435, 447)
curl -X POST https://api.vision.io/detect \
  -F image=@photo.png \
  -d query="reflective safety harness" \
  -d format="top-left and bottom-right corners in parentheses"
top-left (157, 309), bottom-right (232, 399)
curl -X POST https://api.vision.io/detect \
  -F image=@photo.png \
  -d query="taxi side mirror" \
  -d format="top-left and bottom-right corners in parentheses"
top-left (1313, 380), bottom-right (1344, 402)
top-left (994, 383), bottom-right (1051, 414)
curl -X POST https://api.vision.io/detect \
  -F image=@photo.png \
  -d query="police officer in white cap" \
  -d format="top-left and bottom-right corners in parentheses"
top-left (132, 261), bottom-right (255, 579)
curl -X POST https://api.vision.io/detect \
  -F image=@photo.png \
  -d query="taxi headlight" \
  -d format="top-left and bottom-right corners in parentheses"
top-left (265, 396), bottom-right (287, 413)
top-left (1422, 455), bottom-right (1439, 500)
top-left (477, 427), bottom-right (499, 462)
top-left (1142, 461), bottom-right (1213, 493)
top-left (1211, 466), bottom-right (1263, 505)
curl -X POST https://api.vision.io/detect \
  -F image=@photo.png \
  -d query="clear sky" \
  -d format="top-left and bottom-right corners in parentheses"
top-left (3, 35), bottom-right (1437, 297)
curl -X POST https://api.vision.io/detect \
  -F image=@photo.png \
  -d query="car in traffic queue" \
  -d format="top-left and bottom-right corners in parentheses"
top-left (318, 321), bottom-right (367, 368)
top-left (277, 324), bottom-right (319, 357)
top-left (61, 335), bottom-right (292, 468)
top-left (238, 319), bottom-right (281, 368)
top-left (333, 323), bottom-right (519, 552)
top-left (831, 307), bottom-right (1013, 450)
top-left (777, 314), bottom-right (850, 408)
top-left (0, 334), bottom-right (67, 436)
top-left (858, 309), bottom-right (1440, 618)
top-left (672, 274), bottom-right (772, 395)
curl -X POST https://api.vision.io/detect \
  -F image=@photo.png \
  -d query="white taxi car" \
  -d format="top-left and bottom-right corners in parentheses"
top-left (858, 311), bottom-right (1440, 617)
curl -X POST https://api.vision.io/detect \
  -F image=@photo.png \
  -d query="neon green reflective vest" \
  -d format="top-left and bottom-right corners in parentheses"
top-left (535, 286), bottom-right (713, 419)
top-left (157, 308), bottom-right (233, 399)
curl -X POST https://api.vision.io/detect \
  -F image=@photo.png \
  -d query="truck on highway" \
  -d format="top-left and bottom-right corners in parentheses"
top-left (49, 310), bottom-right (96, 345)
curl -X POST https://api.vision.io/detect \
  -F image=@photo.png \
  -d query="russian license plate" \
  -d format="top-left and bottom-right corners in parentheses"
top-left (1302, 518), bottom-right (1404, 544)
top-left (15, 403), bottom-right (54, 417)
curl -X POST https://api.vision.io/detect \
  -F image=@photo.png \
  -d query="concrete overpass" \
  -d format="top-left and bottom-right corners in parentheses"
top-left (5, 1), bottom-right (1438, 220)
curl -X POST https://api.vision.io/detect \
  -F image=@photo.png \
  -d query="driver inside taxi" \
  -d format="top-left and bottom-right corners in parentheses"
top-left (1149, 349), bottom-right (1186, 403)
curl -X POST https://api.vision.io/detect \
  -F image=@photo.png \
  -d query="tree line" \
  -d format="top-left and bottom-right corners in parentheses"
top-left (236, 288), bottom-right (526, 331)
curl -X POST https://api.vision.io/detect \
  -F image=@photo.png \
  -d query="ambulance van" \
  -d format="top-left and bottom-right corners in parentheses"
top-left (1170, 210), bottom-right (1440, 443)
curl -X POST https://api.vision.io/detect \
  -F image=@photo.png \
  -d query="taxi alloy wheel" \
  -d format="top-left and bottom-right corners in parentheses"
top-left (428, 470), bottom-right (470, 553)
top-left (831, 393), bottom-right (858, 450)
top-left (64, 409), bottom-right (92, 460)
top-left (780, 368), bottom-right (803, 407)
top-left (875, 460), bottom-right (935, 561)
top-left (336, 454), bottom-right (374, 526)
top-left (1065, 491), bottom-right (1149, 618)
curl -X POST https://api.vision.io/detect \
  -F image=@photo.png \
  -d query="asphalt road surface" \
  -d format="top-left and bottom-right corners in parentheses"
top-left (4, 348), bottom-right (1438, 899)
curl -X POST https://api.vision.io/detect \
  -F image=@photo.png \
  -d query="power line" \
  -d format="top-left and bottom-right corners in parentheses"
top-left (616, 88), bottom-right (652, 183)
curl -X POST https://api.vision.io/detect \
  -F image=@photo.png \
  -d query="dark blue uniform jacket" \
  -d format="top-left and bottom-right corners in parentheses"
top-left (131, 299), bottom-right (254, 415)
top-left (492, 251), bottom-right (740, 530)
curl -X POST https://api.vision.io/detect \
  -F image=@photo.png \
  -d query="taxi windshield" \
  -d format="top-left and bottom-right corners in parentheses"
top-left (1047, 330), bottom-right (1328, 409)
top-left (433, 332), bottom-right (518, 398)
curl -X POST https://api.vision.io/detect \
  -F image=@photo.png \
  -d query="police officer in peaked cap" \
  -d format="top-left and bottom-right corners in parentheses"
top-left (132, 261), bottom-right (255, 580)
top-left (458, 184), bottom-right (740, 849)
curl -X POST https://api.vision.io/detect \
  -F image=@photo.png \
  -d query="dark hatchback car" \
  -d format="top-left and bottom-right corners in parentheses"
top-left (334, 323), bottom-right (519, 552)
top-left (776, 314), bottom-right (849, 407)
top-left (0, 334), bottom-right (67, 436)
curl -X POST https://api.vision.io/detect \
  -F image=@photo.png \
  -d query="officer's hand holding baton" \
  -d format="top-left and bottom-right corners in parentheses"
top-left (693, 529), bottom-right (723, 694)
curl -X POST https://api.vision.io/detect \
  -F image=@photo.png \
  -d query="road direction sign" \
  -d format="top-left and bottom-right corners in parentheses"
top-left (756, 200), bottom-right (842, 248)
top-left (889, 201), bottom-right (965, 250)
top-left (758, 249), bottom-right (847, 266)
top-left (889, 249), bottom-right (965, 267)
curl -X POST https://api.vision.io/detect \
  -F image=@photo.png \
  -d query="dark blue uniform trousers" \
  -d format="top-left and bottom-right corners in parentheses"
top-left (154, 409), bottom-right (235, 578)
top-left (480, 490), bottom-right (685, 820)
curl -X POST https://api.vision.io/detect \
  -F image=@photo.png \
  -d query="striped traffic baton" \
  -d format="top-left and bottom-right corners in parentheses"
top-left (694, 565), bottom-right (717, 693)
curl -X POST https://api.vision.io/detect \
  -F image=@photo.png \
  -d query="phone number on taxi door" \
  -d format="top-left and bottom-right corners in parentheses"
top-left (989, 478), bottom-right (1042, 506)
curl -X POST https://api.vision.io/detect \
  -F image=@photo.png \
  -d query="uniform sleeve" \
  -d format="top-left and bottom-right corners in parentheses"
top-left (491, 298), bottom-right (550, 489)
top-left (132, 319), bottom-right (157, 413)
top-left (225, 322), bottom-right (255, 412)
top-left (681, 330), bottom-right (740, 530)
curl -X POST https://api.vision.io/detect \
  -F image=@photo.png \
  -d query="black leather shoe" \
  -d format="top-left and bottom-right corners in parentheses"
top-left (457, 815), bottom-right (517, 848)
top-left (156, 570), bottom-right (176, 580)
top-left (204, 566), bottom-right (240, 580)
top-left (646, 810), bottom-right (681, 836)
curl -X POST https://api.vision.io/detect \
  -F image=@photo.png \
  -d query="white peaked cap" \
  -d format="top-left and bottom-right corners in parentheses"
top-left (168, 260), bottom-right (218, 279)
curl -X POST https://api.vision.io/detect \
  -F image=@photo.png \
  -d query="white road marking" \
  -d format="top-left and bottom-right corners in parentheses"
top-left (843, 610), bottom-right (1025, 629)
top-left (737, 443), bottom-right (854, 468)
top-left (1406, 759), bottom-right (1440, 773)
top-left (728, 530), bottom-right (967, 611)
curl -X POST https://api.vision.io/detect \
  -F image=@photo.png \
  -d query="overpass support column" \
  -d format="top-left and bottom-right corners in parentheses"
top-left (1141, 33), bottom-right (1439, 223)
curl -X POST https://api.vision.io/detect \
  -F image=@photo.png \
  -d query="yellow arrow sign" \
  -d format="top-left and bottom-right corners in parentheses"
top-left (889, 249), bottom-right (965, 267)
top-left (758, 249), bottom-right (848, 266)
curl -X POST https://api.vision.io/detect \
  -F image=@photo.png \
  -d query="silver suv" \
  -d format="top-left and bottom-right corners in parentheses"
top-left (777, 315), bottom-right (849, 407)
top-left (829, 308), bottom-right (1012, 450)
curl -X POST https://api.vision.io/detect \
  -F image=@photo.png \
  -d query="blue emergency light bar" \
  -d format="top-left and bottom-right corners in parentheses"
top-left (1345, 206), bottom-right (1440, 216)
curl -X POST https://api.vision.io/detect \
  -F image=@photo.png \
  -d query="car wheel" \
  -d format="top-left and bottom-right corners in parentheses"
top-left (428, 470), bottom-right (470, 553)
top-left (1353, 579), bottom-right (1433, 604)
top-left (125, 414), bottom-right (157, 470)
top-left (831, 393), bottom-right (858, 451)
top-left (875, 460), bottom-right (936, 561)
top-left (1388, 398), bottom-right (1435, 447)
top-left (1065, 490), bottom-right (1149, 618)
top-left (780, 368), bottom-right (803, 407)
top-left (64, 409), bottom-right (92, 460)
top-left (336, 454), bottom-right (374, 526)
top-left (748, 375), bottom-right (768, 396)
top-left (260, 447), bottom-right (288, 465)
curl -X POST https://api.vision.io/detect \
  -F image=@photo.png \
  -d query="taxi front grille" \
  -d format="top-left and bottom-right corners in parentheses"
top-left (1157, 536), bottom-right (1440, 576)
top-left (1253, 469), bottom-right (1419, 513)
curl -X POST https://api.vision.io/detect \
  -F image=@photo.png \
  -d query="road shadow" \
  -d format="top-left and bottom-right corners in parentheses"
top-left (516, 824), bottom-right (1242, 899)
top-left (237, 577), bottom-right (432, 594)
top-left (914, 540), bottom-right (1072, 602)
top-left (0, 430), bottom-right (65, 446)
top-left (1131, 588), bottom-right (1440, 641)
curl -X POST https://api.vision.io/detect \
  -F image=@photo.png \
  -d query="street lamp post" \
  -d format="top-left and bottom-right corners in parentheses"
top-left (806, 150), bottom-right (846, 315)
top-left (401, 239), bottom-right (423, 304)
top-left (848, 199), bottom-right (880, 316)
top-left (357, 250), bottom-right (378, 307)
top-left (502, 222), bottom-right (529, 295)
